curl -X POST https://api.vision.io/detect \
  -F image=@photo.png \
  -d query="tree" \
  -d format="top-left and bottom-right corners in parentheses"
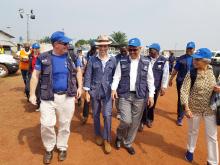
top-left (75, 39), bottom-right (89, 47)
top-left (39, 36), bottom-right (51, 43)
top-left (110, 31), bottom-right (128, 47)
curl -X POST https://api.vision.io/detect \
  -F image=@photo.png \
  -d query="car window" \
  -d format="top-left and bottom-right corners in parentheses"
top-left (216, 53), bottom-right (220, 57)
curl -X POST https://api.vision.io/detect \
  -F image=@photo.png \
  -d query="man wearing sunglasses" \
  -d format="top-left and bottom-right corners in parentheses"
top-left (169, 42), bottom-right (195, 126)
top-left (140, 43), bottom-right (169, 129)
top-left (84, 35), bottom-right (117, 154)
top-left (111, 38), bottom-right (155, 155)
top-left (29, 31), bottom-right (82, 164)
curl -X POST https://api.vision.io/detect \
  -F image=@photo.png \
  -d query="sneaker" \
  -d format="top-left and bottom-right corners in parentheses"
top-left (116, 114), bottom-right (121, 120)
top-left (115, 137), bottom-right (122, 150)
top-left (176, 119), bottom-right (183, 126)
top-left (185, 150), bottom-right (193, 162)
top-left (95, 136), bottom-right (103, 146)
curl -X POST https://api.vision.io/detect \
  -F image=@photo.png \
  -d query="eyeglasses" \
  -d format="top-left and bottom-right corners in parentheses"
top-left (128, 48), bottom-right (138, 52)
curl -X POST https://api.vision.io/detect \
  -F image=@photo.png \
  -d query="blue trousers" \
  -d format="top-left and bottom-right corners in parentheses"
top-left (91, 96), bottom-right (112, 141)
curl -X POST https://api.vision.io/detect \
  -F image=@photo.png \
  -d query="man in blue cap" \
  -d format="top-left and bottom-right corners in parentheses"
top-left (29, 31), bottom-right (83, 164)
top-left (140, 43), bottom-right (169, 129)
top-left (112, 38), bottom-right (155, 155)
top-left (169, 41), bottom-right (195, 126)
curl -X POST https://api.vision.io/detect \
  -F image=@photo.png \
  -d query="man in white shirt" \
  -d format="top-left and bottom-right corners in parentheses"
top-left (140, 43), bottom-right (169, 130)
top-left (111, 38), bottom-right (155, 155)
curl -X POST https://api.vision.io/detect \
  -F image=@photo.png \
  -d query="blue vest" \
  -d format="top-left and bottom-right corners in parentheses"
top-left (176, 54), bottom-right (194, 84)
top-left (84, 56), bottom-right (116, 99)
top-left (117, 55), bottom-right (150, 99)
top-left (147, 55), bottom-right (167, 89)
top-left (38, 51), bottom-right (77, 101)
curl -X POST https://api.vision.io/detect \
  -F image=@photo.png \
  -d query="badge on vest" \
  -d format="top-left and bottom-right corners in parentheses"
top-left (42, 59), bottom-right (49, 65)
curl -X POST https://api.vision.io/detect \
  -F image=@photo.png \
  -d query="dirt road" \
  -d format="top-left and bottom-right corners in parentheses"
top-left (0, 72), bottom-right (219, 165)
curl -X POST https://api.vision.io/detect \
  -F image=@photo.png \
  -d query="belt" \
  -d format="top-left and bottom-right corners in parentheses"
top-left (54, 91), bottom-right (66, 95)
top-left (130, 91), bottom-right (136, 94)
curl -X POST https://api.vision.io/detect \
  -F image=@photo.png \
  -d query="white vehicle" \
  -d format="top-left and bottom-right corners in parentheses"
top-left (211, 51), bottom-right (220, 65)
top-left (0, 54), bottom-right (19, 77)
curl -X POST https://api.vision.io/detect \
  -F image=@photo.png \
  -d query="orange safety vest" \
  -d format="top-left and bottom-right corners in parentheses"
top-left (19, 49), bottom-right (30, 70)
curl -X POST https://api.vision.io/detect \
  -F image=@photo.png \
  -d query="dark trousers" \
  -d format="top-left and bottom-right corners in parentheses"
top-left (169, 64), bottom-right (174, 74)
top-left (142, 89), bottom-right (160, 123)
top-left (21, 70), bottom-right (29, 98)
top-left (83, 100), bottom-right (90, 118)
top-left (177, 82), bottom-right (184, 120)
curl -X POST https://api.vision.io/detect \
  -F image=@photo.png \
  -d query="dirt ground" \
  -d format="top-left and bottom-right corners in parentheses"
top-left (0, 72), bottom-right (219, 165)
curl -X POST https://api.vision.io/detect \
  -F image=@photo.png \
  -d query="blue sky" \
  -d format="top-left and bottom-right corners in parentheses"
top-left (1, 0), bottom-right (220, 50)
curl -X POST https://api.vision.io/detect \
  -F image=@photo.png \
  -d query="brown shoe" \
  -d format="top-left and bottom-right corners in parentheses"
top-left (104, 140), bottom-right (112, 154)
top-left (95, 136), bottom-right (103, 146)
top-left (43, 151), bottom-right (53, 164)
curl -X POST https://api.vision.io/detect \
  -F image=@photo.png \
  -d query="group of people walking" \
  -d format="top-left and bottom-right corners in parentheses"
top-left (15, 31), bottom-right (219, 165)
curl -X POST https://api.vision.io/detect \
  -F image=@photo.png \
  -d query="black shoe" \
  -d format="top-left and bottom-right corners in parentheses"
top-left (115, 137), bottom-right (122, 150)
top-left (138, 123), bottom-right (144, 132)
top-left (58, 150), bottom-right (67, 161)
top-left (146, 120), bottom-right (153, 128)
top-left (43, 151), bottom-right (53, 164)
top-left (125, 146), bottom-right (135, 155)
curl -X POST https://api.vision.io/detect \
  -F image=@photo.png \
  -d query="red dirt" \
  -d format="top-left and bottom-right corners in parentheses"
top-left (0, 72), bottom-right (219, 165)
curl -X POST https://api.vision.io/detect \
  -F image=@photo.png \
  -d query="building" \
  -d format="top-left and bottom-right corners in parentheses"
top-left (0, 30), bottom-right (16, 54)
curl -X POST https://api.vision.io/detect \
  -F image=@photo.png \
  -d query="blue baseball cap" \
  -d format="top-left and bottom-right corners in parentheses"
top-left (50, 31), bottom-right (72, 43)
top-left (32, 43), bottom-right (40, 49)
top-left (192, 48), bottom-right (212, 60)
top-left (128, 38), bottom-right (141, 47)
top-left (149, 43), bottom-right (161, 52)
top-left (186, 42), bottom-right (195, 49)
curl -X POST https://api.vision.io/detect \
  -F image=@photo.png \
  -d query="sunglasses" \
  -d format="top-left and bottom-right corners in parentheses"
top-left (128, 48), bottom-right (138, 52)
top-left (57, 42), bottom-right (68, 46)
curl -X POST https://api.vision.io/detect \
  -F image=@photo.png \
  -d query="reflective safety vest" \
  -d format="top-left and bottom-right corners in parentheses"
top-left (0, 48), bottom-right (4, 54)
top-left (19, 49), bottom-right (30, 70)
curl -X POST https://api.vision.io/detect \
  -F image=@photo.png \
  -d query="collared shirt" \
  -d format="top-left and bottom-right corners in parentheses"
top-left (111, 56), bottom-right (155, 97)
top-left (150, 56), bottom-right (169, 88)
top-left (83, 54), bottom-right (111, 91)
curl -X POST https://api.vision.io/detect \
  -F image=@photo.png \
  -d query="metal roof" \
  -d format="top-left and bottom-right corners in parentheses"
top-left (0, 30), bottom-right (15, 38)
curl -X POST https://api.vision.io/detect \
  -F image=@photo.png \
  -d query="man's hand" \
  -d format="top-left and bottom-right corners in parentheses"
top-left (85, 91), bottom-right (90, 102)
top-left (213, 85), bottom-right (220, 93)
top-left (76, 88), bottom-right (82, 99)
top-left (147, 97), bottom-right (154, 108)
top-left (185, 109), bottom-right (193, 118)
top-left (160, 87), bottom-right (166, 96)
top-left (111, 90), bottom-right (118, 101)
top-left (29, 95), bottom-right (37, 105)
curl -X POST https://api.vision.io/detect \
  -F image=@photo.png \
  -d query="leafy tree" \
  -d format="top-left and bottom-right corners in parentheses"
top-left (110, 31), bottom-right (128, 47)
top-left (39, 36), bottom-right (51, 43)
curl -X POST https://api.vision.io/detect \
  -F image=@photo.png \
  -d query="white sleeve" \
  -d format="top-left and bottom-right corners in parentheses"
top-left (147, 62), bottom-right (155, 97)
top-left (111, 62), bottom-right (121, 91)
top-left (161, 61), bottom-right (170, 88)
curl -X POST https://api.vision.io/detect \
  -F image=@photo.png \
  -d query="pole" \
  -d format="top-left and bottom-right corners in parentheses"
top-left (26, 14), bottom-right (30, 42)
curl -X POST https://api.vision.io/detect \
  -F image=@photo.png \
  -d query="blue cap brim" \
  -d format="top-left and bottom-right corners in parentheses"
top-left (192, 54), bottom-right (202, 59)
top-left (60, 37), bottom-right (72, 43)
